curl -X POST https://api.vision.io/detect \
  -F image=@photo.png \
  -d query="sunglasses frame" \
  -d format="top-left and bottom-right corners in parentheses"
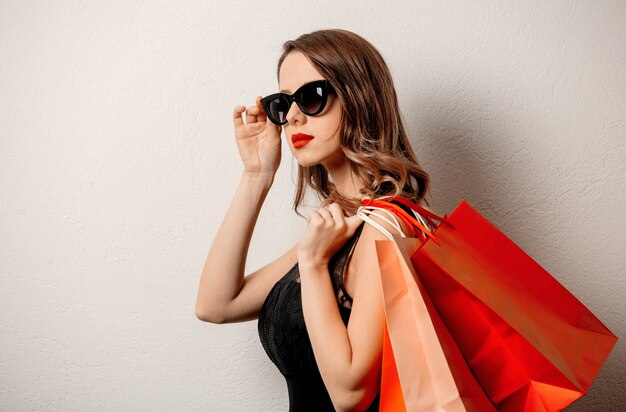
top-left (261, 79), bottom-right (335, 126)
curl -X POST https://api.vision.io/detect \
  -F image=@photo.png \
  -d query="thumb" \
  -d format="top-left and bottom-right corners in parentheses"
top-left (345, 213), bottom-right (363, 234)
top-left (255, 96), bottom-right (267, 118)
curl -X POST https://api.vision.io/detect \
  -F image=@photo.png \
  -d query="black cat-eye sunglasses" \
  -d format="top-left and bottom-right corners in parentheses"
top-left (261, 79), bottom-right (335, 126)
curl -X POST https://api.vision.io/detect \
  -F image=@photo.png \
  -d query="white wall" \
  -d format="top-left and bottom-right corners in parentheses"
top-left (1, 1), bottom-right (624, 410)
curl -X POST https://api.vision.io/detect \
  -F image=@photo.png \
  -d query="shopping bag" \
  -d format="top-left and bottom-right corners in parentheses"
top-left (364, 197), bottom-right (618, 411)
top-left (379, 324), bottom-right (406, 412)
top-left (374, 234), bottom-right (497, 411)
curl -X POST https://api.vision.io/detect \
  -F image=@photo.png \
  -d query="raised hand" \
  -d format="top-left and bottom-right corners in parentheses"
top-left (232, 96), bottom-right (282, 176)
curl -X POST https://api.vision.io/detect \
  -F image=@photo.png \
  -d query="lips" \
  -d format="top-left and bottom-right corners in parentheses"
top-left (291, 133), bottom-right (315, 149)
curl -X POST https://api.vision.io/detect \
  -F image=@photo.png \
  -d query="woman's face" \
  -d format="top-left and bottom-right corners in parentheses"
top-left (278, 52), bottom-right (344, 169)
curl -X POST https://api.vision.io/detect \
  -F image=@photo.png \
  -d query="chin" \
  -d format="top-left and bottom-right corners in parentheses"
top-left (290, 151), bottom-right (319, 167)
top-left (292, 150), bottom-right (342, 170)
top-left (295, 158), bottom-right (322, 168)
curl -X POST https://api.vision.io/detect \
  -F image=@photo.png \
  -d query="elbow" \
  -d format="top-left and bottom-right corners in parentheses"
top-left (195, 304), bottom-right (227, 324)
top-left (333, 388), bottom-right (378, 412)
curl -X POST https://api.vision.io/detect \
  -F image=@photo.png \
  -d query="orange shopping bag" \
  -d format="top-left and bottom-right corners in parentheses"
top-left (359, 202), bottom-right (495, 411)
top-left (363, 197), bottom-right (618, 412)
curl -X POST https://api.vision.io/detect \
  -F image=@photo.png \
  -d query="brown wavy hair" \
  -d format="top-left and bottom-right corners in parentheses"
top-left (277, 29), bottom-right (431, 217)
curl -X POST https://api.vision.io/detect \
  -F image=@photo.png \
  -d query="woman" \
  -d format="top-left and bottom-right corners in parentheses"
top-left (196, 29), bottom-right (430, 411)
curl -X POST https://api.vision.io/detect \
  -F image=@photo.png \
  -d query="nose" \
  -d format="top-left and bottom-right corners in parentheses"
top-left (285, 100), bottom-right (306, 126)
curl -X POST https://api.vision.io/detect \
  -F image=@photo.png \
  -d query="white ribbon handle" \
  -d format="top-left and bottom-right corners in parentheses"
top-left (357, 204), bottom-right (434, 240)
top-left (357, 205), bottom-right (405, 240)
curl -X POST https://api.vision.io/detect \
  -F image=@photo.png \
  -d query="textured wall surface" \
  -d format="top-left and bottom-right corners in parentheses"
top-left (1, 1), bottom-right (624, 410)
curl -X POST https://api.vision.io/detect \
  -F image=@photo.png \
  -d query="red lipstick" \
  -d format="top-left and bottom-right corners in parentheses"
top-left (291, 133), bottom-right (315, 149)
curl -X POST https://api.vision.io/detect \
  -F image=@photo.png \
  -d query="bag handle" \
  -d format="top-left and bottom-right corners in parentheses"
top-left (361, 198), bottom-right (436, 242)
top-left (357, 206), bottom-right (407, 240)
top-left (381, 196), bottom-right (442, 228)
top-left (381, 196), bottom-right (443, 219)
top-left (360, 197), bottom-right (451, 245)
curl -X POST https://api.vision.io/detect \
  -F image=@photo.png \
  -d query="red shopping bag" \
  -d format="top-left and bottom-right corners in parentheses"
top-left (366, 197), bottom-right (618, 411)
top-left (375, 236), bottom-right (496, 411)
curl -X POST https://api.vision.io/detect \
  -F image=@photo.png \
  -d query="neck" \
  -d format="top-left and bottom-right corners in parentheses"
top-left (324, 157), bottom-right (364, 200)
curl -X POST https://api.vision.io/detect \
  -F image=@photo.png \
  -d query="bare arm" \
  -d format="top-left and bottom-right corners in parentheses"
top-left (195, 98), bottom-right (294, 324)
top-left (298, 205), bottom-right (413, 411)
top-left (195, 173), bottom-right (296, 323)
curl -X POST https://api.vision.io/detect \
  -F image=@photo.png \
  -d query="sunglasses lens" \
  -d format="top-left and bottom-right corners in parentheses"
top-left (262, 81), bottom-right (331, 125)
top-left (266, 96), bottom-right (290, 124)
top-left (299, 83), bottom-right (326, 115)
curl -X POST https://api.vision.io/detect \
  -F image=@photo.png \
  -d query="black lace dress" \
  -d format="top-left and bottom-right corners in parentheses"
top-left (258, 221), bottom-right (380, 411)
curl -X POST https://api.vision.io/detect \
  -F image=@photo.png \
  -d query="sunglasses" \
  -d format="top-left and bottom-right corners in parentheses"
top-left (261, 79), bottom-right (335, 126)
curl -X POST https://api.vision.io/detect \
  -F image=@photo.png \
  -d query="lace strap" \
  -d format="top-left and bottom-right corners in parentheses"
top-left (334, 222), bottom-right (366, 307)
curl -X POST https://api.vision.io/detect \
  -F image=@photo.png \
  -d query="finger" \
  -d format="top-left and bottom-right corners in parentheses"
top-left (233, 105), bottom-right (245, 128)
top-left (327, 203), bottom-right (345, 225)
top-left (256, 96), bottom-right (267, 121)
top-left (316, 207), bottom-right (333, 222)
top-left (307, 210), bottom-right (323, 224)
top-left (346, 213), bottom-right (364, 232)
top-left (245, 105), bottom-right (259, 124)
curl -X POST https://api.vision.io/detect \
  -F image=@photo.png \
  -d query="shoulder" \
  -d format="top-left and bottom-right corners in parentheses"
top-left (361, 218), bottom-right (410, 242)
top-left (342, 209), bottom-right (408, 319)
top-left (350, 208), bottom-right (412, 270)
top-left (358, 203), bottom-right (414, 242)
